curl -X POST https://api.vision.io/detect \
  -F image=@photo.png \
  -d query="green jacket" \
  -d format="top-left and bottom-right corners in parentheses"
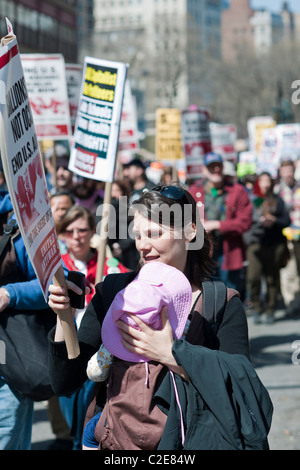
top-left (155, 340), bottom-right (273, 450)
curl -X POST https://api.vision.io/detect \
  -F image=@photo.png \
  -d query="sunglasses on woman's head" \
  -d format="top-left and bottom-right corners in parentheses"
top-left (151, 185), bottom-right (188, 202)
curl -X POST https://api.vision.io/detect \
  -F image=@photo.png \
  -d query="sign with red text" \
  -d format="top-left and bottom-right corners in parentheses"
top-left (0, 24), bottom-right (62, 299)
top-left (181, 106), bottom-right (211, 179)
top-left (68, 56), bottom-right (128, 182)
top-left (259, 127), bottom-right (279, 168)
top-left (210, 123), bottom-right (237, 162)
top-left (117, 80), bottom-right (140, 164)
top-left (65, 63), bottom-right (82, 134)
top-left (21, 53), bottom-right (72, 140)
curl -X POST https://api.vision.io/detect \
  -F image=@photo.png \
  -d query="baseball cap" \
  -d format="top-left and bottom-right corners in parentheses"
top-left (203, 152), bottom-right (223, 167)
top-left (101, 261), bottom-right (192, 363)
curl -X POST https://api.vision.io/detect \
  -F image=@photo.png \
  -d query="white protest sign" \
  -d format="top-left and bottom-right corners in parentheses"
top-left (181, 106), bottom-right (211, 178)
top-left (276, 123), bottom-right (300, 162)
top-left (65, 63), bottom-right (82, 134)
top-left (20, 53), bottom-right (72, 140)
top-left (210, 123), bottom-right (237, 162)
top-left (0, 29), bottom-right (62, 299)
top-left (259, 127), bottom-right (279, 168)
top-left (117, 80), bottom-right (140, 164)
top-left (68, 56), bottom-right (128, 182)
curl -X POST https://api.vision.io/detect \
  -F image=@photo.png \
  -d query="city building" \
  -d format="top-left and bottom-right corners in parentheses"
top-left (281, 1), bottom-right (294, 42)
top-left (0, 0), bottom-right (78, 63)
top-left (92, 0), bottom-right (222, 130)
top-left (77, 0), bottom-right (94, 63)
top-left (250, 9), bottom-right (284, 56)
top-left (221, 0), bottom-right (254, 62)
top-left (221, 0), bottom-right (296, 62)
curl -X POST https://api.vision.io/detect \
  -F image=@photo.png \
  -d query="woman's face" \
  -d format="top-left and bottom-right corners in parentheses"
top-left (132, 211), bottom-right (189, 273)
top-left (111, 183), bottom-right (123, 200)
top-left (63, 216), bottom-right (93, 260)
top-left (258, 174), bottom-right (272, 195)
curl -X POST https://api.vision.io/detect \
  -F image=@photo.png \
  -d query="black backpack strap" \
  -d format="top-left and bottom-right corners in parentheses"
top-left (202, 278), bottom-right (227, 334)
top-left (0, 217), bottom-right (17, 258)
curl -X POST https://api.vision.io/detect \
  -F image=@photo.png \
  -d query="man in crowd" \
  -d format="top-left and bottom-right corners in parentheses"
top-left (189, 152), bottom-right (252, 293)
top-left (276, 159), bottom-right (300, 315)
top-left (125, 158), bottom-right (155, 204)
top-left (44, 143), bottom-right (74, 194)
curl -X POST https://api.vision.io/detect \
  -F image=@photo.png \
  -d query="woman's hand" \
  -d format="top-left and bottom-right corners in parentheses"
top-left (116, 307), bottom-right (189, 381)
top-left (48, 280), bottom-right (89, 342)
top-left (48, 280), bottom-right (90, 311)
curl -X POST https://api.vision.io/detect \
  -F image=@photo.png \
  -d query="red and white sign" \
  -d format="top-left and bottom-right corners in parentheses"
top-left (65, 63), bottom-right (82, 134)
top-left (21, 53), bottom-right (72, 140)
top-left (117, 80), bottom-right (139, 164)
top-left (259, 127), bottom-right (279, 168)
top-left (0, 24), bottom-right (62, 299)
top-left (181, 106), bottom-right (211, 178)
top-left (259, 123), bottom-right (300, 172)
top-left (210, 123), bottom-right (237, 162)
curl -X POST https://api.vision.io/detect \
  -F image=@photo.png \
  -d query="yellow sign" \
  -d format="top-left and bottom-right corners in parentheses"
top-left (155, 108), bottom-right (182, 161)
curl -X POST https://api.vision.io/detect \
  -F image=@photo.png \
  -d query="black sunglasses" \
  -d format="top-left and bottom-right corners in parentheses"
top-left (151, 185), bottom-right (188, 202)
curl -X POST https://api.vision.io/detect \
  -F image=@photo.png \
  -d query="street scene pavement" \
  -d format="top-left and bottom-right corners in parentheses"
top-left (31, 307), bottom-right (300, 451)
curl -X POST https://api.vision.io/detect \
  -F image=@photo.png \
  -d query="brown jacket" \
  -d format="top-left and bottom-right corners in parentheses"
top-left (95, 359), bottom-right (167, 450)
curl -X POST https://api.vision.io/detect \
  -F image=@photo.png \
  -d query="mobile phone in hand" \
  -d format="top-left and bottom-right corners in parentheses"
top-left (67, 271), bottom-right (86, 309)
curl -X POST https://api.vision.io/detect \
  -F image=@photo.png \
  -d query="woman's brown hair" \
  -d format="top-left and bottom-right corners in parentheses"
top-left (57, 205), bottom-right (96, 235)
top-left (130, 184), bottom-right (216, 288)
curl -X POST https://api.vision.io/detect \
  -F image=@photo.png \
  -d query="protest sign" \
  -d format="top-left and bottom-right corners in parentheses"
top-left (117, 80), bottom-right (140, 164)
top-left (0, 21), bottom-right (79, 358)
top-left (65, 64), bottom-right (82, 134)
top-left (237, 151), bottom-right (256, 178)
top-left (247, 116), bottom-right (276, 156)
top-left (259, 127), bottom-right (279, 169)
top-left (259, 123), bottom-right (300, 175)
top-left (275, 123), bottom-right (300, 162)
top-left (181, 106), bottom-right (211, 179)
top-left (68, 56), bottom-right (128, 183)
top-left (155, 108), bottom-right (182, 161)
top-left (21, 53), bottom-right (72, 140)
top-left (210, 123), bottom-right (237, 162)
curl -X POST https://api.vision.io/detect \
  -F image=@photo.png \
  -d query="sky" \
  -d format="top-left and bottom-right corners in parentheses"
top-left (250, 0), bottom-right (300, 13)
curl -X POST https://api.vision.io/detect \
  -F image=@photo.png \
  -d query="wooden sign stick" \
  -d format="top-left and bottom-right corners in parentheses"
top-left (95, 181), bottom-right (112, 284)
top-left (52, 264), bottom-right (80, 359)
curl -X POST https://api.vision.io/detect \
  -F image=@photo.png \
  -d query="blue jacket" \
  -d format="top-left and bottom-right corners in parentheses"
top-left (0, 191), bottom-right (57, 310)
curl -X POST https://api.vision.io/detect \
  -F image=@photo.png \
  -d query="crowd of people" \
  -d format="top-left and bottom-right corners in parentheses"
top-left (0, 141), bottom-right (299, 450)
